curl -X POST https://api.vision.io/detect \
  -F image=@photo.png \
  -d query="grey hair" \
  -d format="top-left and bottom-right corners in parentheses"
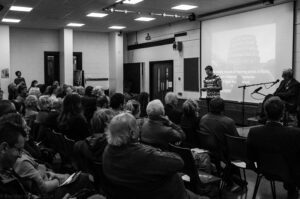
top-left (146, 99), bottom-right (165, 117)
top-left (164, 92), bottom-right (178, 105)
top-left (106, 113), bottom-right (137, 146)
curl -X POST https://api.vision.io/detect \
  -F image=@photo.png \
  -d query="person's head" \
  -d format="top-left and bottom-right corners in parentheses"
top-left (48, 85), bottom-right (58, 96)
top-left (92, 86), bottom-right (104, 97)
top-left (53, 81), bottom-right (59, 87)
top-left (164, 92), bottom-right (178, 106)
top-left (282, 69), bottom-right (293, 81)
top-left (15, 71), bottom-right (21, 77)
top-left (0, 123), bottom-right (25, 169)
top-left (264, 96), bottom-right (284, 121)
top-left (52, 98), bottom-right (63, 112)
top-left (110, 93), bottom-right (125, 111)
top-left (62, 94), bottom-right (83, 116)
top-left (64, 86), bottom-right (73, 95)
top-left (25, 95), bottom-right (38, 110)
top-left (125, 100), bottom-right (141, 118)
top-left (96, 95), bottom-right (109, 109)
top-left (17, 85), bottom-right (27, 97)
top-left (205, 65), bottom-right (213, 76)
top-left (76, 86), bottom-right (85, 96)
top-left (209, 97), bottom-right (224, 114)
top-left (85, 86), bottom-right (94, 97)
top-left (0, 100), bottom-right (16, 118)
top-left (30, 80), bottom-right (38, 88)
top-left (91, 109), bottom-right (115, 134)
top-left (182, 99), bottom-right (199, 118)
top-left (38, 95), bottom-right (52, 111)
top-left (106, 113), bottom-right (138, 146)
top-left (146, 99), bottom-right (165, 118)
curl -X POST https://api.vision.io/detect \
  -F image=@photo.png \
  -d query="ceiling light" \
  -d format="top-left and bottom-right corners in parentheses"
top-left (87, 12), bottom-right (108, 18)
top-left (10, 6), bottom-right (33, 12)
top-left (67, 23), bottom-right (85, 27)
top-left (117, 0), bottom-right (143, 4)
top-left (2, 18), bottom-right (21, 23)
top-left (135, 17), bottom-right (155, 22)
top-left (109, 25), bottom-right (126, 30)
top-left (172, 4), bottom-right (197, 11)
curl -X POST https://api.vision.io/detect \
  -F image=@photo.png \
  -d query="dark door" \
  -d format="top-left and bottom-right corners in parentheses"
top-left (73, 52), bottom-right (82, 71)
top-left (150, 60), bottom-right (174, 102)
top-left (44, 52), bottom-right (60, 86)
top-left (124, 63), bottom-right (143, 95)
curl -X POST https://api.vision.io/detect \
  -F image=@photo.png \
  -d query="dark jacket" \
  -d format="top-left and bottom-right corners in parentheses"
top-left (164, 104), bottom-right (182, 125)
top-left (141, 116), bottom-right (185, 149)
top-left (274, 78), bottom-right (299, 111)
top-left (180, 115), bottom-right (200, 147)
top-left (103, 143), bottom-right (189, 199)
top-left (247, 122), bottom-right (300, 178)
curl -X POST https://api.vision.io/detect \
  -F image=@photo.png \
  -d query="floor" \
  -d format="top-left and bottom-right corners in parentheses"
top-left (222, 169), bottom-right (297, 199)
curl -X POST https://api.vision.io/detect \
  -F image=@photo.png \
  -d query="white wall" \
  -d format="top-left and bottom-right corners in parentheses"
top-left (0, 25), bottom-right (10, 99)
top-left (295, 1), bottom-right (300, 81)
top-left (10, 28), bottom-right (59, 85)
top-left (73, 31), bottom-right (109, 88)
top-left (126, 21), bottom-right (200, 99)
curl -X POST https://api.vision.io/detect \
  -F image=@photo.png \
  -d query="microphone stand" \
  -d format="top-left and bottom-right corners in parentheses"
top-left (238, 80), bottom-right (277, 126)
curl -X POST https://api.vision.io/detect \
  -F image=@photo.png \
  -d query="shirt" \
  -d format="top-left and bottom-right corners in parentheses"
top-left (204, 74), bottom-right (222, 98)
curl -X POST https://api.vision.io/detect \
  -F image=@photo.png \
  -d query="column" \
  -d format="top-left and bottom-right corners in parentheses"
top-left (59, 29), bottom-right (73, 85)
top-left (0, 25), bottom-right (10, 99)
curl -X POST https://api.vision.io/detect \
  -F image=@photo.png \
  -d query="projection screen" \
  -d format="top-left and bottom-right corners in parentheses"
top-left (201, 2), bottom-right (294, 103)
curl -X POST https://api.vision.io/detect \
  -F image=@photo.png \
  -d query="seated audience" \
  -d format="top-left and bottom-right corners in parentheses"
top-left (247, 96), bottom-right (300, 198)
top-left (24, 95), bottom-right (39, 128)
top-left (138, 92), bottom-right (149, 118)
top-left (110, 93), bottom-right (125, 115)
top-left (0, 100), bottom-right (16, 117)
top-left (28, 80), bottom-right (38, 92)
top-left (103, 113), bottom-right (204, 199)
top-left (141, 99), bottom-right (185, 149)
top-left (92, 86), bottom-right (104, 97)
top-left (85, 86), bottom-right (94, 97)
top-left (57, 94), bottom-right (90, 141)
top-left (13, 84), bottom-right (27, 115)
top-left (8, 83), bottom-right (18, 100)
top-left (81, 96), bottom-right (97, 125)
top-left (96, 95), bottom-right (109, 109)
top-left (164, 92), bottom-right (182, 124)
top-left (36, 95), bottom-right (51, 124)
top-left (125, 100), bottom-right (145, 131)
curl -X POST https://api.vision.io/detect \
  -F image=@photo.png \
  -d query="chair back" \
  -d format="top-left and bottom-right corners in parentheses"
top-left (257, 152), bottom-right (292, 183)
top-left (225, 134), bottom-right (248, 162)
top-left (196, 130), bottom-right (220, 154)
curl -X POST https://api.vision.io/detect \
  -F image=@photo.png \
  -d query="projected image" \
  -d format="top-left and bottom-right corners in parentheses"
top-left (210, 24), bottom-right (276, 102)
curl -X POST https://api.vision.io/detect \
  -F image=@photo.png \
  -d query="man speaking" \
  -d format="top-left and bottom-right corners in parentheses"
top-left (201, 65), bottom-right (222, 110)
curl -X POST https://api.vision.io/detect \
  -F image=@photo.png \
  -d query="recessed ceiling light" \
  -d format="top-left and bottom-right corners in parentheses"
top-left (109, 25), bottom-right (126, 30)
top-left (172, 4), bottom-right (197, 11)
top-left (2, 18), bottom-right (21, 23)
top-left (135, 17), bottom-right (156, 22)
top-left (10, 6), bottom-right (33, 12)
top-left (116, 0), bottom-right (143, 4)
top-left (87, 12), bottom-right (108, 18)
top-left (67, 23), bottom-right (85, 27)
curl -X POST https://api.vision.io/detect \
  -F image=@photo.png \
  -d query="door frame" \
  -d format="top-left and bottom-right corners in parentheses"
top-left (149, 60), bottom-right (174, 100)
top-left (44, 51), bottom-right (60, 85)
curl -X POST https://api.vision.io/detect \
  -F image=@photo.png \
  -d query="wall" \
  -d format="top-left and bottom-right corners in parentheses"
top-left (0, 25), bottom-right (10, 99)
top-left (295, 0), bottom-right (300, 81)
top-left (10, 28), bottom-right (59, 85)
top-left (73, 31), bottom-right (109, 88)
top-left (126, 21), bottom-right (201, 99)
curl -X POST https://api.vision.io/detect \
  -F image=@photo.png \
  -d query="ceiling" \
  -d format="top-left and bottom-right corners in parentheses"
top-left (0, 0), bottom-right (261, 32)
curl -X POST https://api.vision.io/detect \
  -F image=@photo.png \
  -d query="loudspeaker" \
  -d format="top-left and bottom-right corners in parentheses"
top-left (188, 13), bottom-right (196, 21)
top-left (177, 41), bottom-right (183, 52)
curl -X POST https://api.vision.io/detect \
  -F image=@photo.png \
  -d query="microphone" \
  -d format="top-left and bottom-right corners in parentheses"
top-left (252, 86), bottom-right (262, 94)
top-left (270, 79), bottom-right (280, 87)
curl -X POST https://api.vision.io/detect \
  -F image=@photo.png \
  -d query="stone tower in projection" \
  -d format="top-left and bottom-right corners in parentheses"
top-left (227, 35), bottom-right (260, 69)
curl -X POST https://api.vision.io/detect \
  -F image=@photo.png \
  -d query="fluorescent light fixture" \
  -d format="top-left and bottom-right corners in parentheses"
top-left (2, 18), bottom-right (21, 23)
top-left (87, 12), bottom-right (108, 18)
top-left (135, 17), bottom-right (155, 22)
top-left (109, 25), bottom-right (126, 30)
top-left (67, 23), bottom-right (85, 27)
top-left (172, 4), bottom-right (197, 11)
top-left (10, 6), bottom-right (33, 12)
top-left (116, 0), bottom-right (143, 4)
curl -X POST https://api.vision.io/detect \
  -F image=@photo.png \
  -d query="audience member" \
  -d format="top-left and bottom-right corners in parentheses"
top-left (28, 80), bottom-right (38, 92)
top-left (138, 92), bottom-right (149, 118)
top-left (164, 92), bottom-right (182, 124)
top-left (36, 95), bottom-right (51, 124)
top-left (24, 95), bottom-right (39, 127)
top-left (92, 86), bottom-right (104, 97)
top-left (96, 95), bottom-right (109, 109)
top-left (82, 96), bottom-right (97, 125)
top-left (8, 83), bottom-right (17, 100)
top-left (110, 93), bottom-right (125, 115)
top-left (0, 100), bottom-right (16, 117)
top-left (141, 99), bottom-right (185, 149)
top-left (85, 86), bottom-right (94, 97)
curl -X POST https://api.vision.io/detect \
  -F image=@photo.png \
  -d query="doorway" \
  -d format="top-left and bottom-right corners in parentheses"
top-left (44, 52), bottom-right (60, 86)
top-left (124, 63), bottom-right (143, 96)
top-left (150, 60), bottom-right (174, 102)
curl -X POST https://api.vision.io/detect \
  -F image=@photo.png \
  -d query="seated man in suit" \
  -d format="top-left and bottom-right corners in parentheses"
top-left (247, 96), bottom-right (300, 199)
top-left (103, 113), bottom-right (206, 199)
top-left (164, 92), bottom-right (182, 125)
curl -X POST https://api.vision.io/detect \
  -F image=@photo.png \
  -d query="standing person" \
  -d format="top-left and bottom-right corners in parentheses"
top-left (14, 71), bottom-right (27, 88)
top-left (201, 65), bottom-right (222, 111)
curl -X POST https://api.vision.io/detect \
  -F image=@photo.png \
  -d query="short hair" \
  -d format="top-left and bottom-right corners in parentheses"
top-left (125, 100), bottom-right (141, 117)
top-left (106, 113), bottom-right (137, 146)
top-left (15, 71), bottom-right (21, 76)
top-left (85, 86), bottom-right (94, 96)
top-left (52, 98), bottom-right (63, 111)
top-left (282, 69), bottom-right (293, 79)
top-left (0, 122), bottom-right (25, 147)
top-left (182, 99), bottom-right (199, 118)
top-left (91, 109), bottom-right (115, 134)
top-left (205, 65), bottom-right (213, 71)
top-left (264, 96), bottom-right (284, 121)
top-left (39, 95), bottom-right (52, 111)
top-left (92, 86), bottom-right (104, 97)
top-left (110, 93), bottom-right (125, 110)
top-left (0, 100), bottom-right (16, 117)
top-left (96, 95), bottom-right (109, 108)
top-left (17, 84), bottom-right (27, 94)
top-left (165, 92), bottom-right (178, 105)
top-left (25, 95), bottom-right (38, 109)
top-left (209, 97), bottom-right (224, 114)
top-left (76, 86), bottom-right (85, 96)
top-left (146, 99), bottom-right (165, 117)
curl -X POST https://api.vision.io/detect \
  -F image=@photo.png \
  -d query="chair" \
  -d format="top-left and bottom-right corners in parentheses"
top-left (169, 144), bottom-right (222, 197)
top-left (252, 152), bottom-right (293, 199)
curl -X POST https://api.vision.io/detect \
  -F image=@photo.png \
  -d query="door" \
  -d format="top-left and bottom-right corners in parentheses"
top-left (150, 60), bottom-right (174, 102)
top-left (44, 52), bottom-right (60, 86)
top-left (124, 63), bottom-right (143, 95)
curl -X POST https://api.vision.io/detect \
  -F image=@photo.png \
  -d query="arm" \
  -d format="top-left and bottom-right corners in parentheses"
top-left (207, 78), bottom-right (222, 91)
top-left (275, 84), bottom-right (298, 100)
